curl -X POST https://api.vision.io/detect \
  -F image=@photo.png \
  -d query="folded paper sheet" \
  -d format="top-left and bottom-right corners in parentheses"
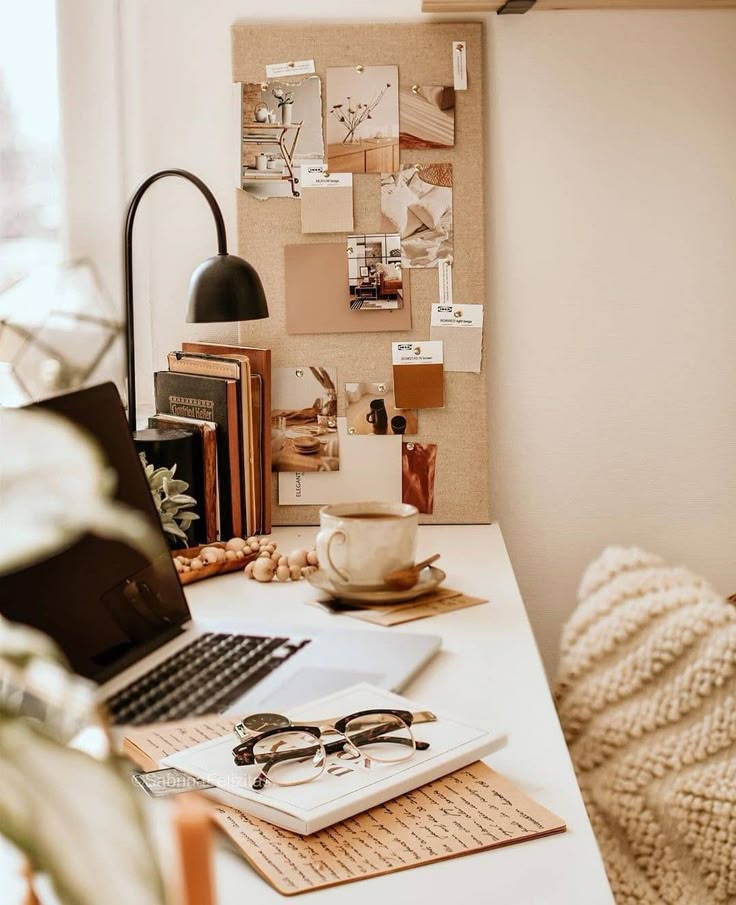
top-left (392, 341), bottom-right (444, 409)
top-left (278, 417), bottom-right (401, 505)
top-left (430, 304), bottom-right (484, 373)
top-left (285, 243), bottom-right (412, 335)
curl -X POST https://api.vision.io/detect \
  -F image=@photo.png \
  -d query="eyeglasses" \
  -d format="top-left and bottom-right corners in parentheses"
top-left (231, 708), bottom-right (430, 790)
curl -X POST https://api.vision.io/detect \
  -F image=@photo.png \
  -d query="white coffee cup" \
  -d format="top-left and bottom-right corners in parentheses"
top-left (316, 501), bottom-right (418, 590)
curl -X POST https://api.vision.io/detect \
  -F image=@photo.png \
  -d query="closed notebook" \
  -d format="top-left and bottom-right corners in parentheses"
top-left (285, 243), bottom-right (412, 335)
top-left (430, 304), bottom-right (484, 373)
top-left (300, 170), bottom-right (353, 234)
top-left (392, 341), bottom-right (444, 409)
top-left (154, 371), bottom-right (242, 538)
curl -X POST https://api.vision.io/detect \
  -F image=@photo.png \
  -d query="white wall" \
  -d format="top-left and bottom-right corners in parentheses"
top-left (488, 13), bottom-right (736, 671)
top-left (118, 2), bottom-right (736, 676)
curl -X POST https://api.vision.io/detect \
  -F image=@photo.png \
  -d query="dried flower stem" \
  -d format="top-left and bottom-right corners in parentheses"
top-left (329, 83), bottom-right (391, 143)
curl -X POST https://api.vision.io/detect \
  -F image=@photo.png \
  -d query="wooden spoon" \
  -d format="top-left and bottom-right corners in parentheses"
top-left (384, 554), bottom-right (441, 591)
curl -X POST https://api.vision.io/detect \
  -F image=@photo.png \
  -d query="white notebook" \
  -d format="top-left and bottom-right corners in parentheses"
top-left (161, 683), bottom-right (506, 835)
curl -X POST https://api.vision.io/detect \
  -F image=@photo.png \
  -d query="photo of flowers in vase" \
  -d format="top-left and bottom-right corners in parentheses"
top-left (326, 65), bottom-right (399, 174)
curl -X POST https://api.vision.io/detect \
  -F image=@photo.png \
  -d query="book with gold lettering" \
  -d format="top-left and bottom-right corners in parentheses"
top-left (154, 371), bottom-right (242, 539)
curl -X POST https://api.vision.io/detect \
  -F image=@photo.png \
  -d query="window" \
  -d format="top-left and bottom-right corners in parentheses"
top-left (0, 0), bottom-right (63, 293)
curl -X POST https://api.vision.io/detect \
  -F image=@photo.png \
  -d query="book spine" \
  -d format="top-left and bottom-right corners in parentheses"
top-left (225, 381), bottom-right (243, 538)
top-left (154, 372), bottom-right (235, 539)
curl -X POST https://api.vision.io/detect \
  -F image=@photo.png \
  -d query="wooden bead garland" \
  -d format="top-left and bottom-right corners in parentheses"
top-left (241, 536), bottom-right (319, 583)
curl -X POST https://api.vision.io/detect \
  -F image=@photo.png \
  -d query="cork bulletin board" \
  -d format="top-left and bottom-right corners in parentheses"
top-left (231, 22), bottom-right (489, 525)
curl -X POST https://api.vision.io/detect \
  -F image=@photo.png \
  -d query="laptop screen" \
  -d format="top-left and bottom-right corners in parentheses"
top-left (0, 383), bottom-right (191, 682)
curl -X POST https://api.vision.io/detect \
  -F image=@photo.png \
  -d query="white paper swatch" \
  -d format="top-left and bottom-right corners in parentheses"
top-left (278, 418), bottom-right (401, 505)
top-left (430, 304), bottom-right (484, 373)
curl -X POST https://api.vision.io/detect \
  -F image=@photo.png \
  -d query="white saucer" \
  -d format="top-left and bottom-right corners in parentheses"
top-left (306, 565), bottom-right (446, 605)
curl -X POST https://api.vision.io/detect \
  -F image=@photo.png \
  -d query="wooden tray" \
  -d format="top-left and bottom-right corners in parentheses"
top-left (171, 542), bottom-right (259, 586)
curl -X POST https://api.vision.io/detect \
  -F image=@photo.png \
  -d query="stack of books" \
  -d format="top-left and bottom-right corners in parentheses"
top-left (151, 342), bottom-right (271, 541)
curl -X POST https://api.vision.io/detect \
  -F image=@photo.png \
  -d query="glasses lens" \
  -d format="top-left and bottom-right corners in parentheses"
top-left (343, 712), bottom-right (415, 763)
top-left (252, 730), bottom-right (326, 787)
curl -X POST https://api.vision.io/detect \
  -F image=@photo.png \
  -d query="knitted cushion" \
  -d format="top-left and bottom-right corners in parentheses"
top-left (554, 547), bottom-right (736, 904)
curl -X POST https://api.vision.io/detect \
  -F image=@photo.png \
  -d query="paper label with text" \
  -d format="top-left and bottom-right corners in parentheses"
top-left (266, 59), bottom-right (315, 78)
top-left (301, 169), bottom-right (353, 188)
top-left (392, 340), bottom-right (444, 366)
top-left (438, 259), bottom-right (453, 304)
top-left (431, 304), bottom-right (484, 328)
top-left (453, 41), bottom-right (468, 91)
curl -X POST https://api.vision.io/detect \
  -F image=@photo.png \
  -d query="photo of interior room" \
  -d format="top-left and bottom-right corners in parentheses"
top-left (346, 234), bottom-right (403, 310)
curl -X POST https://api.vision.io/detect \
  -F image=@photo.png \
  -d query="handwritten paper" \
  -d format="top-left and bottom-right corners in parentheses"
top-left (210, 762), bottom-right (564, 895)
top-left (309, 588), bottom-right (489, 626)
top-left (125, 722), bottom-right (564, 896)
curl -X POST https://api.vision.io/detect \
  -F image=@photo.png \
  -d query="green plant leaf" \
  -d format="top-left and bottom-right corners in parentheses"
top-left (162, 522), bottom-right (188, 540)
top-left (169, 493), bottom-right (196, 506)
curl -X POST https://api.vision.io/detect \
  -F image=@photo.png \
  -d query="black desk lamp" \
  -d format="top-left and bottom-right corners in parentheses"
top-left (124, 168), bottom-right (268, 432)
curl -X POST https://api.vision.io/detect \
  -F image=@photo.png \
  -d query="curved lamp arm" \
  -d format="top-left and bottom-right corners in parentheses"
top-left (124, 169), bottom-right (228, 432)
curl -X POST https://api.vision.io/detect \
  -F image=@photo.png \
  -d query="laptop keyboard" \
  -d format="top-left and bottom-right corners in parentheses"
top-left (105, 632), bottom-right (310, 726)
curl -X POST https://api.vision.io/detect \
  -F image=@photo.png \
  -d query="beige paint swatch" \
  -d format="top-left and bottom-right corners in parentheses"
top-left (300, 185), bottom-right (354, 233)
top-left (430, 304), bottom-right (484, 373)
top-left (285, 243), bottom-right (412, 335)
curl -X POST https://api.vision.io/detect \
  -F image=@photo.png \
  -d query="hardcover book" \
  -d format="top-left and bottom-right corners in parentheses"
top-left (182, 342), bottom-right (271, 532)
top-left (160, 683), bottom-right (507, 835)
top-left (168, 351), bottom-right (259, 536)
top-left (154, 371), bottom-right (242, 538)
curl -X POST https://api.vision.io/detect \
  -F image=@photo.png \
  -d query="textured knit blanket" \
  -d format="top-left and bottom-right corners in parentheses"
top-left (554, 547), bottom-right (736, 904)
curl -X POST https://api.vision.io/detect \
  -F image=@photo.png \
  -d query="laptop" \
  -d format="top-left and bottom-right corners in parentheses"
top-left (0, 383), bottom-right (440, 726)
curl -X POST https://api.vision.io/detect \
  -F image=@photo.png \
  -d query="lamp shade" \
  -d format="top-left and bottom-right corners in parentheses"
top-left (186, 253), bottom-right (269, 323)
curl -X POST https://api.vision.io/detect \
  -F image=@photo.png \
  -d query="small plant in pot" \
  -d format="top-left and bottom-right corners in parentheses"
top-left (139, 453), bottom-right (199, 547)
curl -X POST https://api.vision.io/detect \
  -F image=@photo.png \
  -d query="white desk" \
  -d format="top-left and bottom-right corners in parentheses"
top-left (186, 524), bottom-right (614, 905)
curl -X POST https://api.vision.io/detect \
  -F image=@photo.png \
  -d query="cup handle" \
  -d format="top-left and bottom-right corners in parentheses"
top-left (366, 412), bottom-right (375, 423)
top-left (315, 527), bottom-right (350, 584)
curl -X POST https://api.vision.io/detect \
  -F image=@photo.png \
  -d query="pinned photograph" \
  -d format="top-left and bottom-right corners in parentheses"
top-left (326, 65), bottom-right (399, 174)
top-left (400, 85), bottom-right (455, 150)
top-left (271, 366), bottom-right (339, 472)
top-left (347, 234), bottom-right (403, 310)
top-left (381, 163), bottom-right (453, 268)
top-left (402, 442), bottom-right (437, 515)
top-left (241, 77), bottom-right (324, 199)
top-left (345, 381), bottom-right (418, 437)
